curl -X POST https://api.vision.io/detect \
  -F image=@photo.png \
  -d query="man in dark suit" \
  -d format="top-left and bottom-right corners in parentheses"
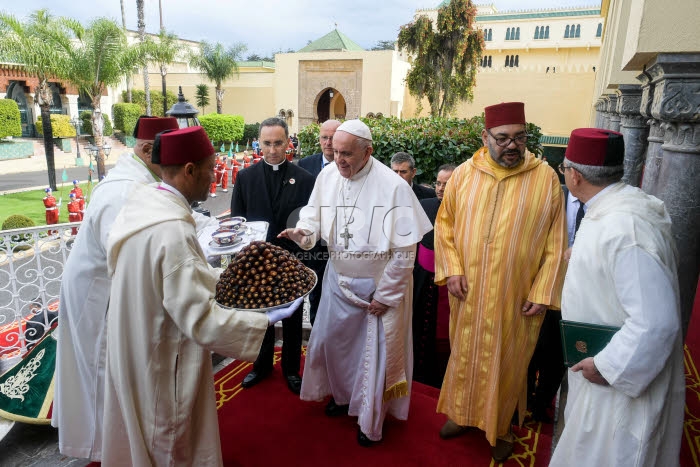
top-left (297, 119), bottom-right (341, 325)
top-left (231, 117), bottom-right (315, 394)
top-left (298, 119), bottom-right (341, 178)
top-left (390, 152), bottom-right (436, 199)
top-left (527, 182), bottom-right (580, 422)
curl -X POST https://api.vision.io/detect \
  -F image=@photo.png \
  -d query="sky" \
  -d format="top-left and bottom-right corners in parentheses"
top-left (1, 0), bottom-right (600, 57)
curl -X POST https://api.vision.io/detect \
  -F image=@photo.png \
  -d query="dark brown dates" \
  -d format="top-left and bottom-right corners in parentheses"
top-left (215, 241), bottom-right (315, 309)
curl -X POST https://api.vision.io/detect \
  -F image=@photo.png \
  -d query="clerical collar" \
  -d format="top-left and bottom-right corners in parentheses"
top-left (157, 181), bottom-right (190, 210)
top-left (263, 158), bottom-right (286, 171)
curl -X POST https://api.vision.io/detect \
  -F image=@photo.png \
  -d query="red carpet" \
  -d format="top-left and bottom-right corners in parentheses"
top-left (213, 350), bottom-right (552, 467)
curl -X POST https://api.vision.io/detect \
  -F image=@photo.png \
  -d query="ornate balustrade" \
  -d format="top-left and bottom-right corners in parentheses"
top-left (0, 223), bottom-right (78, 374)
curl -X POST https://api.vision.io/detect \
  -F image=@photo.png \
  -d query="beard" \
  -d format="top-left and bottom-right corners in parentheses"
top-left (488, 142), bottom-right (524, 168)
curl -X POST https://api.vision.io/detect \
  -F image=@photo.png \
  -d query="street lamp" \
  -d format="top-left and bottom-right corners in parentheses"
top-left (167, 86), bottom-right (200, 128)
top-left (70, 117), bottom-right (84, 167)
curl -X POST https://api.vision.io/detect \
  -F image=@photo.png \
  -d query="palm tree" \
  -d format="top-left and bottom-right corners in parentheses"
top-left (189, 41), bottom-right (246, 114)
top-left (120, 0), bottom-right (132, 102)
top-left (0, 10), bottom-right (70, 191)
top-left (145, 30), bottom-right (182, 115)
top-left (194, 84), bottom-right (210, 113)
top-left (58, 17), bottom-right (144, 179)
top-left (136, 0), bottom-right (151, 115)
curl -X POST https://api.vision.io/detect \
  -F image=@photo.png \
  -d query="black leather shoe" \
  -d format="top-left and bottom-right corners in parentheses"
top-left (324, 398), bottom-right (349, 417)
top-left (357, 429), bottom-right (378, 447)
top-left (286, 375), bottom-right (302, 394)
top-left (241, 369), bottom-right (270, 389)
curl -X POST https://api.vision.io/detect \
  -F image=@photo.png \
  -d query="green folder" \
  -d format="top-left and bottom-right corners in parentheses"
top-left (560, 320), bottom-right (621, 367)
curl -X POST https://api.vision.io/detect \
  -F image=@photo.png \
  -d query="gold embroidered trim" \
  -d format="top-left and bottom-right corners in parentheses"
top-left (383, 380), bottom-right (409, 402)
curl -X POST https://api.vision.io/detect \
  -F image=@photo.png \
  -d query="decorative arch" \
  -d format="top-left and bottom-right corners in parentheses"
top-left (6, 81), bottom-right (33, 137)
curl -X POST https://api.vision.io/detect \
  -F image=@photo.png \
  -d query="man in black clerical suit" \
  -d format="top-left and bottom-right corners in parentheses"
top-left (390, 152), bottom-right (436, 200)
top-left (231, 117), bottom-right (315, 394)
top-left (526, 181), bottom-right (577, 422)
top-left (412, 164), bottom-right (455, 388)
top-left (297, 119), bottom-right (341, 325)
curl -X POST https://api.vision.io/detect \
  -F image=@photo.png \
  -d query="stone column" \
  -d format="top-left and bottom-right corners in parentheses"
top-left (616, 85), bottom-right (648, 187)
top-left (66, 94), bottom-right (79, 121)
top-left (594, 98), bottom-right (606, 128)
top-left (600, 96), bottom-right (611, 129)
top-left (606, 94), bottom-right (621, 132)
top-left (638, 71), bottom-right (663, 193)
top-left (647, 53), bottom-right (700, 335)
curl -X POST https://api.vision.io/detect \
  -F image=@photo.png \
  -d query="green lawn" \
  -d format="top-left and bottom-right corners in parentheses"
top-left (0, 182), bottom-right (94, 228)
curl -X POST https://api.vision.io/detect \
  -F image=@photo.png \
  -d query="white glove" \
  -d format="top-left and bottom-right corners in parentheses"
top-left (266, 297), bottom-right (304, 326)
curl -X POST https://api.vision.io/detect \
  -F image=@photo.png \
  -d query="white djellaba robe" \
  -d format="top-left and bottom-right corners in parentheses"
top-left (100, 182), bottom-right (269, 466)
top-left (52, 153), bottom-right (218, 461)
top-left (550, 183), bottom-right (684, 467)
top-left (296, 157), bottom-right (432, 441)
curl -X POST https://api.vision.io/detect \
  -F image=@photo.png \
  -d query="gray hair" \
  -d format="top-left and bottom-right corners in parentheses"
top-left (390, 152), bottom-right (415, 169)
top-left (260, 117), bottom-right (289, 138)
top-left (437, 164), bottom-right (457, 173)
top-left (565, 158), bottom-right (624, 187)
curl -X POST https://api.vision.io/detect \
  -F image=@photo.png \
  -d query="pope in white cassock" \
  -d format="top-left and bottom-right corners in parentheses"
top-left (280, 120), bottom-right (432, 446)
top-left (549, 128), bottom-right (684, 467)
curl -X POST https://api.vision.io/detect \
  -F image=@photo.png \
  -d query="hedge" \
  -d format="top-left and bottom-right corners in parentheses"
top-left (35, 114), bottom-right (76, 138)
top-left (0, 99), bottom-right (22, 139)
top-left (243, 123), bottom-right (260, 146)
top-left (122, 90), bottom-right (177, 118)
top-left (80, 111), bottom-right (113, 137)
top-left (113, 103), bottom-right (142, 135)
top-left (198, 113), bottom-right (244, 146)
top-left (298, 116), bottom-right (543, 183)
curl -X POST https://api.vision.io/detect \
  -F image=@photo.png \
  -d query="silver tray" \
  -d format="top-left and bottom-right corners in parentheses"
top-left (215, 269), bottom-right (317, 313)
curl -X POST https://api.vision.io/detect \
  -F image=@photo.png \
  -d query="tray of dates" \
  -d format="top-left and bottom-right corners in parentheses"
top-left (215, 241), bottom-right (317, 312)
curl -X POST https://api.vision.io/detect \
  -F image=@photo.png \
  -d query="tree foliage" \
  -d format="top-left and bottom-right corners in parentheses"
top-left (58, 17), bottom-right (144, 178)
top-left (0, 99), bottom-right (22, 138)
top-left (112, 103), bottom-right (142, 135)
top-left (198, 113), bottom-right (244, 145)
top-left (397, 0), bottom-right (484, 117)
top-left (121, 89), bottom-right (177, 118)
top-left (189, 41), bottom-right (247, 113)
top-left (298, 116), bottom-right (543, 183)
top-left (0, 9), bottom-right (72, 190)
top-left (35, 114), bottom-right (76, 138)
top-left (195, 84), bottom-right (210, 113)
top-left (144, 29), bottom-right (182, 115)
top-left (371, 40), bottom-right (396, 51)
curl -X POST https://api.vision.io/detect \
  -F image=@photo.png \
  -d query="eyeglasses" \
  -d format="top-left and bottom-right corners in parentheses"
top-left (487, 129), bottom-right (529, 147)
top-left (558, 163), bottom-right (576, 175)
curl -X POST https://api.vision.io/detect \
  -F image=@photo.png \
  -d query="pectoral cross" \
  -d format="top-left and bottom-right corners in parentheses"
top-left (340, 226), bottom-right (353, 249)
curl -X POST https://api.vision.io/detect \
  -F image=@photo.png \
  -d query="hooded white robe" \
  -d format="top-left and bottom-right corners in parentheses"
top-left (296, 157), bottom-right (432, 441)
top-left (100, 182), bottom-right (268, 466)
top-left (52, 153), bottom-right (218, 460)
top-left (550, 183), bottom-right (684, 467)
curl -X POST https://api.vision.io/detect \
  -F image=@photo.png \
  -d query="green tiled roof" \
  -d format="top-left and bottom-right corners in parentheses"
top-left (297, 29), bottom-right (365, 53)
top-left (237, 61), bottom-right (275, 69)
top-left (540, 135), bottom-right (570, 146)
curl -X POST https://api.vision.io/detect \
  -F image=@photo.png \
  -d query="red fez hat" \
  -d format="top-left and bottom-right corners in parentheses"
top-left (565, 128), bottom-right (625, 167)
top-left (151, 126), bottom-right (214, 165)
top-left (484, 102), bottom-right (526, 129)
top-left (133, 116), bottom-right (179, 140)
